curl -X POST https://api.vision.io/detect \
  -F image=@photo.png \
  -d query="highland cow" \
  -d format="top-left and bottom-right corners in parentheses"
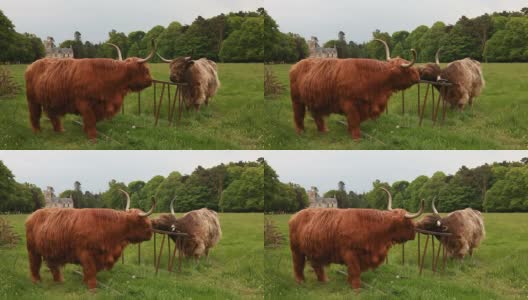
top-left (288, 188), bottom-right (424, 290)
top-left (25, 190), bottom-right (155, 290)
top-left (289, 39), bottom-right (420, 139)
top-left (419, 49), bottom-right (485, 109)
top-left (151, 197), bottom-right (221, 259)
top-left (416, 198), bottom-right (485, 258)
top-left (25, 41), bottom-right (156, 141)
top-left (157, 54), bottom-right (220, 110)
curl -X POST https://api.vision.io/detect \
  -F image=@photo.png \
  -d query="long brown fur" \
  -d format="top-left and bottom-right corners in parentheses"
top-left (416, 208), bottom-right (485, 258)
top-left (25, 57), bottom-right (153, 140)
top-left (288, 208), bottom-right (418, 289)
top-left (151, 208), bottom-right (221, 259)
top-left (166, 58), bottom-right (220, 110)
top-left (25, 208), bottom-right (153, 290)
top-left (289, 57), bottom-right (420, 139)
top-left (419, 58), bottom-right (485, 109)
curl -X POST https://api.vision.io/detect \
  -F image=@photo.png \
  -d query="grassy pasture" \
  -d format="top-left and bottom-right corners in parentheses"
top-left (265, 213), bottom-right (528, 299)
top-left (264, 63), bottom-right (528, 149)
top-left (0, 213), bottom-right (263, 299)
top-left (0, 63), bottom-right (264, 149)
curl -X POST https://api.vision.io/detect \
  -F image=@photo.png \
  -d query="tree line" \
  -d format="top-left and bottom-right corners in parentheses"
top-left (266, 7), bottom-right (528, 63)
top-left (0, 9), bottom-right (264, 63)
top-left (322, 158), bottom-right (528, 213)
top-left (0, 159), bottom-right (264, 213)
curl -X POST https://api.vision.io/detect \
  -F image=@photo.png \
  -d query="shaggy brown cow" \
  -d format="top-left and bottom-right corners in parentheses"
top-left (416, 198), bottom-right (485, 259)
top-left (151, 197), bottom-right (221, 259)
top-left (289, 39), bottom-right (420, 139)
top-left (25, 190), bottom-right (155, 290)
top-left (25, 41), bottom-right (156, 141)
top-left (418, 49), bottom-right (485, 109)
top-left (157, 54), bottom-right (220, 110)
top-left (288, 188), bottom-right (424, 290)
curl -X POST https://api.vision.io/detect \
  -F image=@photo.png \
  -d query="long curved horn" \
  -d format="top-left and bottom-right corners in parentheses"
top-left (435, 48), bottom-right (442, 65)
top-left (374, 39), bottom-right (391, 60)
top-left (432, 197), bottom-right (439, 215)
top-left (156, 52), bottom-right (173, 63)
top-left (118, 189), bottom-right (130, 211)
top-left (137, 39), bottom-right (156, 63)
top-left (107, 43), bottom-right (123, 61)
top-left (380, 187), bottom-right (392, 210)
top-left (401, 49), bottom-right (417, 68)
top-left (405, 199), bottom-right (424, 219)
top-left (170, 197), bottom-right (176, 216)
top-left (138, 196), bottom-right (156, 217)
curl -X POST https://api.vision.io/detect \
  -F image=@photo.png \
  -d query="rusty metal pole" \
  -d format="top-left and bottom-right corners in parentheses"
top-left (431, 237), bottom-right (435, 272)
top-left (155, 84), bottom-right (166, 126)
top-left (433, 91), bottom-right (442, 125)
top-left (155, 234), bottom-right (166, 275)
top-left (167, 84), bottom-right (172, 122)
top-left (418, 233), bottom-right (421, 264)
top-left (178, 86), bottom-right (184, 123)
top-left (442, 237), bottom-right (448, 271)
top-left (442, 86), bottom-right (447, 123)
top-left (419, 235), bottom-right (430, 275)
top-left (178, 238), bottom-right (183, 272)
top-left (167, 235), bottom-right (171, 271)
top-left (417, 83), bottom-right (421, 116)
top-left (169, 239), bottom-right (177, 272)
top-left (153, 82), bottom-right (157, 117)
top-left (431, 88), bottom-right (435, 121)
top-left (419, 84), bottom-right (430, 126)
top-left (153, 232), bottom-right (157, 267)
top-left (434, 240), bottom-right (442, 273)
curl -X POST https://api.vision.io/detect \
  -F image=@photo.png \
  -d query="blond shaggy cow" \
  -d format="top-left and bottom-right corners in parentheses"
top-left (416, 198), bottom-right (485, 259)
top-left (158, 55), bottom-right (220, 110)
top-left (419, 50), bottom-right (485, 110)
top-left (151, 198), bottom-right (222, 259)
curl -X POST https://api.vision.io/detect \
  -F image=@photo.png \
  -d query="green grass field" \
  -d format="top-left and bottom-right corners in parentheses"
top-left (264, 63), bottom-right (528, 149)
top-left (0, 63), bottom-right (264, 149)
top-left (0, 213), bottom-right (263, 299)
top-left (265, 213), bottom-right (528, 299)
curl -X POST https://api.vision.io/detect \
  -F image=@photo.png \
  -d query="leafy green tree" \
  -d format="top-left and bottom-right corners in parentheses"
top-left (221, 166), bottom-right (263, 212)
top-left (220, 16), bottom-right (263, 62)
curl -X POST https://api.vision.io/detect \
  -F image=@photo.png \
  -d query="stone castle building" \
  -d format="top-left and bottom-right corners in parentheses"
top-left (44, 37), bottom-right (74, 58)
top-left (44, 186), bottom-right (74, 208)
top-left (307, 36), bottom-right (337, 58)
top-left (307, 187), bottom-right (338, 208)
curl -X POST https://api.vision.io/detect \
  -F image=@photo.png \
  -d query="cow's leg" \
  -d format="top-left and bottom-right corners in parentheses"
top-left (28, 102), bottom-right (42, 133)
top-left (49, 115), bottom-right (64, 133)
top-left (77, 102), bottom-right (97, 141)
top-left (28, 250), bottom-right (42, 283)
top-left (48, 263), bottom-right (64, 282)
top-left (343, 103), bottom-right (361, 140)
top-left (310, 262), bottom-right (328, 282)
top-left (344, 251), bottom-right (361, 290)
top-left (291, 249), bottom-right (306, 283)
top-left (79, 252), bottom-right (98, 291)
top-left (292, 100), bottom-right (305, 134)
top-left (313, 114), bottom-right (328, 133)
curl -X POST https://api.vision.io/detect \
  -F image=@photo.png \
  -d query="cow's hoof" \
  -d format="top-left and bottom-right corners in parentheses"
top-left (31, 277), bottom-right (41, 283)
top-left (31, 128), bottom-right (41, 134)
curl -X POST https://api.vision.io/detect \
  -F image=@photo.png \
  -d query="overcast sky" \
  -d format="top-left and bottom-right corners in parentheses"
top-left (266, 0), bottom-right (527, 43)
top-left (0, 151), bottom-right (265, 193)
top-left (2, 0), bottom-right (263, 43)
top-left (1, 151), bottom-right (526, 195)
